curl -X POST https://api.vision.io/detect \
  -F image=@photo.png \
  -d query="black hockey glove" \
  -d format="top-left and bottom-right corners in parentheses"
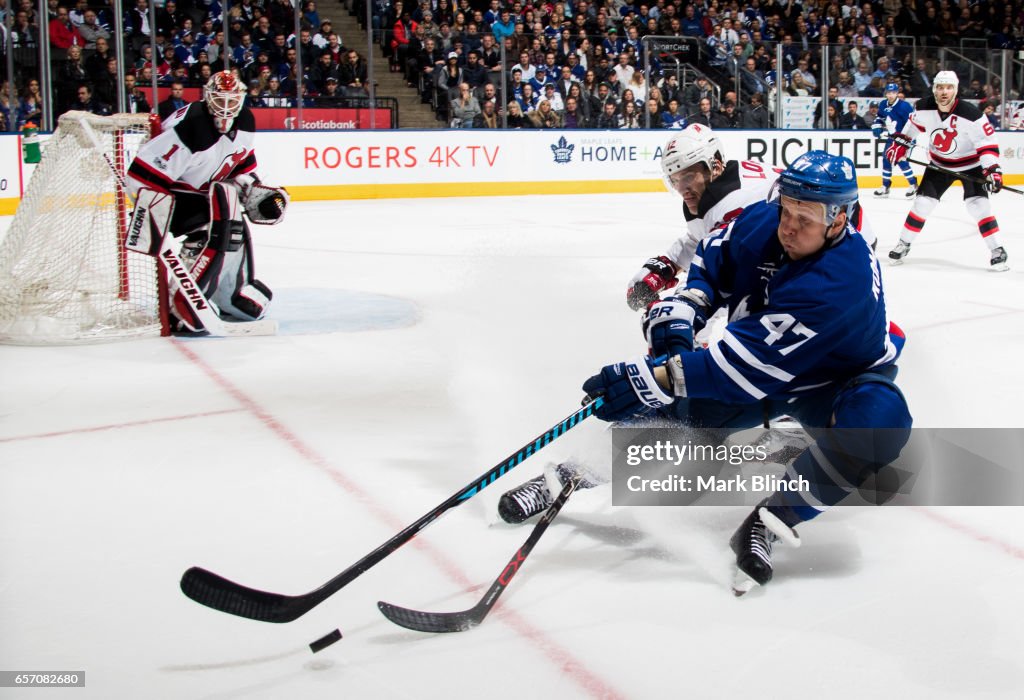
top-left (983, 166), bottom-right (1003, 194)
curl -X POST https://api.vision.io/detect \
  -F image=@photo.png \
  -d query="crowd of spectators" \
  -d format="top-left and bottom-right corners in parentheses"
top-left (364, 0), bottom-right (1024, 128)
top-left (2, 0), bottom-right (372, 130)
top-left (1, 0), bottom-right (1022, 131)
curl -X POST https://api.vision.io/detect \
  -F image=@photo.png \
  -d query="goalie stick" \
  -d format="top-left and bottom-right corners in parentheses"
top-left (77, 115), bottom-right (276, 337)
top-left (377, 474), bottom-right (581, 633)
top-left (179, 398), bottom-right (604, 623)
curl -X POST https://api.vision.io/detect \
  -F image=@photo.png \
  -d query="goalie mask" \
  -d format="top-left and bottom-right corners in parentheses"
top-left (205, 71), bottom-right (245, 133)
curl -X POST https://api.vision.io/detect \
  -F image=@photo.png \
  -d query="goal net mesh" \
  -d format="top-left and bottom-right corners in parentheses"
top-left (0, 111), bottom-right (163, 345)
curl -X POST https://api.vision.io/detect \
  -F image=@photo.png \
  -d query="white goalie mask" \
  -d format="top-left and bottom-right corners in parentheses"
top-left (205, 70), bottom-right (245, 133)
top-left (661, 124), bottom-right (724, 200)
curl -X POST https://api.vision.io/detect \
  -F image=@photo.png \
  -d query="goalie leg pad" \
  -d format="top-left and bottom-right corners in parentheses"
top-left (165, 184), bottom-right (245, 332)
top-left (210, 222), bottom-right (272, 321)
top-left (127, 188), bottom-right (174, 256)
top-left (230, 279), bottom-right (273, 321)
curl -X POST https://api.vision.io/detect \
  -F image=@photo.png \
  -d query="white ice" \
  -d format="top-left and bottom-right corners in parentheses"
top-left (1, 189), bottom-right (1023, 699)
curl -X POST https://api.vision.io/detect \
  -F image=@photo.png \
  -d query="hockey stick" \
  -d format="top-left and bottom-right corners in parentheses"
top-left (377, 475), bottom-right (581, 633)
top-left (905, 156), bottom-right (1024, 195)
top-left (179, 398), bottom-right (603, 623)
top-left (77, 115), bottom-right (276, 337)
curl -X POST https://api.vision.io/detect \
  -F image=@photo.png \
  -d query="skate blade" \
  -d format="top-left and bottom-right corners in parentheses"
top-left (887, 258), bottom-right (905, 266)
top-left (731, 570), bottom-right (760, 597)
top-left (990, 263), bottom-right (1010, 273)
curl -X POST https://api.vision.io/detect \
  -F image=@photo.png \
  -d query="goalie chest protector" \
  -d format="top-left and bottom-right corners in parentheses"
top-left (127, 102), bottom-right (258, 196)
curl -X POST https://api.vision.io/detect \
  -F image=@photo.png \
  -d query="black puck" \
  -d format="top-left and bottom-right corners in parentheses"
top-left (309, 628), bottom-right (343, 653)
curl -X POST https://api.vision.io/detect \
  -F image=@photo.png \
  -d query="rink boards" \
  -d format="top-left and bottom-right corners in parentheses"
top-left (3, 128), bottom-right (1024, 212)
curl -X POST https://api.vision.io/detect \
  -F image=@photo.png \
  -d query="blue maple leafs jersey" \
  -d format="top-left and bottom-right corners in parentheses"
top-left (873, 97), bottom-right (914, 136)
top-left (678, 200), bottom-right (898, 403)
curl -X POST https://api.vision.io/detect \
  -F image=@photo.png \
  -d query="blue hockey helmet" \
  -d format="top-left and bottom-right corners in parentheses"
top-left (885, 82), bottom-right (899, 94)
top-left (777, 151), bottom-right (859, 225)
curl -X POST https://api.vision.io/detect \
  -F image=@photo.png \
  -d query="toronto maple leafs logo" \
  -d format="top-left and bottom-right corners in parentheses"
top-left (550, 136), bottom-right (574, 164)
top-left (841, 161), bottom-right (854, 180)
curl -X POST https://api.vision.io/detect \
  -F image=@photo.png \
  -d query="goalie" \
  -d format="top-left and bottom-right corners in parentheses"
top-left (125, 70), bottom-right (289, 332)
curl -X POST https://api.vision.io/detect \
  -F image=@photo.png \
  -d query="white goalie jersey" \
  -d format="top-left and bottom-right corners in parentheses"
top-left (126, 102), bottom-right (258, 199)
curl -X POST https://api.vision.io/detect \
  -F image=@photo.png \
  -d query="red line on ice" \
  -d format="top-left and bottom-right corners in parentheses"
top-left (913, 507), bottom-right (1024, 561)
top-left (0, 408), bottom-right (244, 443)
top-left (170, 339), bottom-right (626, 700)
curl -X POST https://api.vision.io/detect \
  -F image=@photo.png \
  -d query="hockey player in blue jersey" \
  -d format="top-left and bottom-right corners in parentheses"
top-left (873, 83), bottom-right (919, 198)
top-left (498, 152), bottom-right (912, 594)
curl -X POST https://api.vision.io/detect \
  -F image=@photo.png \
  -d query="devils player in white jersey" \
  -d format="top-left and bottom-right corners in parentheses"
top-left (1008, 105), bottom-right (1024, 131)
top-left (885, 70), bottom-right (1007, 271)
top-left (126, 70), bottom-right (289, 331)
top-left (626, 125), bottom-right (876, 310)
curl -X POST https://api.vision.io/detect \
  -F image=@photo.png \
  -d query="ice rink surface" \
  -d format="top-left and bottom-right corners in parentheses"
top-left (2, 187), bottom-right (1023, 699)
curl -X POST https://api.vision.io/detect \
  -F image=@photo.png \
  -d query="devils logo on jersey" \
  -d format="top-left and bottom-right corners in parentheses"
top-left (212, 148), bottom-right (250, 182)
top-left (930, 116), bottom-right (959, 154)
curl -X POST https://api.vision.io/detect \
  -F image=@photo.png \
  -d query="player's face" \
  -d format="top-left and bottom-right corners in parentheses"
top-left (778, 196), bottom-right (831, 260)
top-left (934, 83), bottom-right (956, 108)
top-left (885, 89), bottom-right (898, 104)
top-left (668, 162), bottom-right (712, 213)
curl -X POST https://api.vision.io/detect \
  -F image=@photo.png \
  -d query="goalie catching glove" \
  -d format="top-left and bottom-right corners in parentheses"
top-left (235, 174), bottom-right (290, 224)
top-left (626, 255), bottom-right (680, 311)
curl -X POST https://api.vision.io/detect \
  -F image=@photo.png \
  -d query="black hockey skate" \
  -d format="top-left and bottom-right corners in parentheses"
top-left (990, 247), bottom-right (1009, 272)
top-left (498, 463), bottom-right (596, 524)
top-left (730, 500), bottom-right (800, 596)
top-left (888, 240), bottom-right (911, 264)
top-left (905, 184), bottom-right (918, 198)
top-left (872, 186), bottom-right (889, 198)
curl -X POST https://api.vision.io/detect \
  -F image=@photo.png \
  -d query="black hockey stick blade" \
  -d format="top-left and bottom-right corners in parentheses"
top-left (378, 476), bottom-right (580, 633)
top-left (180, 400), bottom-right (603, 623)
top-left (180, 567), bottom-right (322, 623)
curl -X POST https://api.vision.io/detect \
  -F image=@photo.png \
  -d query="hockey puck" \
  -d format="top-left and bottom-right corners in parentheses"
top-left (309, 628), bottom-right (343, 653)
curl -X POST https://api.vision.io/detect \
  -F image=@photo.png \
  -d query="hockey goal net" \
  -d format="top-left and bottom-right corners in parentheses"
top-left (0, 111), bottom-right (167, 345)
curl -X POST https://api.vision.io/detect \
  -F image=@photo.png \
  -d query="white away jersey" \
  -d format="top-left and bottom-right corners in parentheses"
top-left (126, 102), bottom-right (258, 198)
top-left (899, 96), bottom-right (1000, 172)
top-left (1009, 106), bottom-right (1023, 131)
top-left (666, 159), bottom-right (779, 269)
